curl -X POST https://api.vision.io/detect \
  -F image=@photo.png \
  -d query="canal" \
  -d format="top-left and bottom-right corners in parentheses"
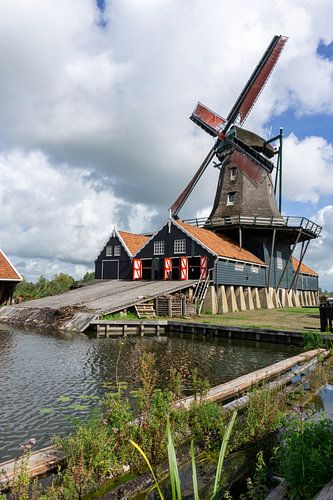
top-left (0, 323), bottom-right (301, 461)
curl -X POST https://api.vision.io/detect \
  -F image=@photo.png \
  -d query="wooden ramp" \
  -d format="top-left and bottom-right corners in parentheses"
top-left (0, 280), bottom-right (197, 332)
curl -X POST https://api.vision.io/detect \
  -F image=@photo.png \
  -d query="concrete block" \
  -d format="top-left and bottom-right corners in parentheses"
top-left (245, 287), bottom-right (254, 310)
top-left (226, 286), bottom-right (238, 312)
top-left (202, 286), bottom-right (218, 314)
top-left (252, 288), bottom-right (261, 309)
top-left (259, 288), bottom-right (274, 309)
top-left (217, 285), bottom-right (228, 314)
top-left (235, 286), bottom-right (247, 311)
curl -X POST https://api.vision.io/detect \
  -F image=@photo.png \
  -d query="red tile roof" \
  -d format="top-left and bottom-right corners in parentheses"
top-left (292, 257), bottom-right (318, 276)
top-left (175, 221), bottom-right (265, 265)
top-left (0, 250), bottom-right (22, 281)
top-left (118, 231), bottom-right (149, 256)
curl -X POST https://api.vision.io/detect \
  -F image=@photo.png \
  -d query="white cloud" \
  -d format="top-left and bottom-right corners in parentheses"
top-left (283, 134), bottom-right (333, 204)
top-left (0, 150), bottom-right (156, 276)
top-left (306, 205), bottom-right (333, 290)
top-left (1, 0), bottom-right (333, 281)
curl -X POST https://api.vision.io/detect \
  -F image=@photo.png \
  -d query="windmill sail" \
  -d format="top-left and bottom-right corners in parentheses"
top-left (190, 103), bottom-right (226, 137)
top-left (224, 35), bottom-right (288, 131)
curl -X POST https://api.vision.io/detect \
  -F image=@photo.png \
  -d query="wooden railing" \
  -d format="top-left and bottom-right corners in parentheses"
top-left (182, 215), bottom-right (322, 237)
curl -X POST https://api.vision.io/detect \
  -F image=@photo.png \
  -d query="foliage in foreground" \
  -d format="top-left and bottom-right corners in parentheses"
top-left (281, 413), bottom-right (333, 500)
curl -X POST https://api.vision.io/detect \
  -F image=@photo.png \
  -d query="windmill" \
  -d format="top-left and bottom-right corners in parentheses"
top-left (169, 35), bottom-right (288, 220)
top-left (169, 35), bottom-right (322, 292)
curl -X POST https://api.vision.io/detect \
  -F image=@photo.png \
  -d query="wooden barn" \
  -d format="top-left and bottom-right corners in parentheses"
top-left (133, 219), bottom-right (266, 284)
top-left (0, 248), bottom-right (22, 305)
top-left (95, 229), bottom-right (149, 280)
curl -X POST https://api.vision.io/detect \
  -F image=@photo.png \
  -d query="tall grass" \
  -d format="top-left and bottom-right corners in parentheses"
top-left (130, 411), bottom-right (237, 499)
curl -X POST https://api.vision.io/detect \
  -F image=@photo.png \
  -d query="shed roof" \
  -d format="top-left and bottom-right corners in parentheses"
top-left (175, 220), bottom-right (265, 265)
top-left (292, 257), bottom-right (318, 276)
top-left (0, 249), bottom-right (22, 281)
top-left (118, 231), bottom-right (149, 256)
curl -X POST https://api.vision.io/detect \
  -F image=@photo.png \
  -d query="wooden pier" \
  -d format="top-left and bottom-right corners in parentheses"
top-left (87, 318), bottom-right (333, 347)
top-left (89, 319), bottom-right (168, 338)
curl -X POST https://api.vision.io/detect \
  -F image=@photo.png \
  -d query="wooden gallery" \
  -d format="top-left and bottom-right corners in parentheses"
top-left (95, 36), bottom-right (321, 314)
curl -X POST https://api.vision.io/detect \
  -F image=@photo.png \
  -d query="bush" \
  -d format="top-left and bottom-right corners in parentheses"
top-left (281, 415), bottom-right (333, 499)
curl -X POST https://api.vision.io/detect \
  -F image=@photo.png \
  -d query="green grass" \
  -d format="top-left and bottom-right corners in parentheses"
top-left (103, 311), bottom-right (138, 320)
top-left (276, 307), bottom-right (319, 314)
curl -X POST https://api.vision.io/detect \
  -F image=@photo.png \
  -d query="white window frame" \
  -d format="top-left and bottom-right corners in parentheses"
top-left (276, 250), bottom-right (283, 270)
top-left (251, 265), bottom-right (259, 273)
top-left (235, 262), bottom-right (244, 271)
top-left (227, 192), bottom-right (236, 206)
top-left (154, 240), bottom-right (165, 255)
top-left (114, 245), bottom-right (121, 256)
top-left (106, 245), bottom-right (113, 257)
top-left (174, 239), bottom-right (186, 254)
top-left (230, 167), bottom-right (237, 181)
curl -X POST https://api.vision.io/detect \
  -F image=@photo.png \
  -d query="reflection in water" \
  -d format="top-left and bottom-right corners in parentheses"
top-left (0, 324), bottom-right (300, 461)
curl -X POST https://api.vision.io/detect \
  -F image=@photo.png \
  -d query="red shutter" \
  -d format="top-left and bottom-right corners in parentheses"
top-left (200, 256), bottom-right (208, 279)
top-left (133, 259), bottom-right (142, 280)
top-left (180, 256), bottom-right (188, 280)
top-left (164, 258), bottom-right (172, 280)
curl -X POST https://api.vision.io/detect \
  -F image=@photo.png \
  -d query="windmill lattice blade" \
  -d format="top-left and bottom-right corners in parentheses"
top-left (224, 35), bottom-right (287, 132)
top-left (169, 146), bottom-right (216, 216)
top-left (190, 102), bottom-right (226, 137)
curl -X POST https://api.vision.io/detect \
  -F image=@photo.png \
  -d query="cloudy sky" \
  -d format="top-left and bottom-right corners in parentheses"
top-left (1, 0), bottom-right (333, 288)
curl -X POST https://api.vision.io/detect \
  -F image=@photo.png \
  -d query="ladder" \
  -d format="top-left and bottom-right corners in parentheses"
top-left (135, 303), bottom-right (156, 319)
top-left (192, 270), bottom-right (212, 315)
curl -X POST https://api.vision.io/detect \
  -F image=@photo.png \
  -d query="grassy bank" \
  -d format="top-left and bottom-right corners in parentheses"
top-left (192, 307), bottom-right (320, 332)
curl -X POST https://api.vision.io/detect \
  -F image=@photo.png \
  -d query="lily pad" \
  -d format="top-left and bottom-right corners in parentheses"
top-left (40, 407), bottom-right (54, 415)
top-left (58, 395), bottom-right (71, 403)
top-left (79, 395), bottom-right (99, 400)
top-left (70, 403), bottom-right (89, 411)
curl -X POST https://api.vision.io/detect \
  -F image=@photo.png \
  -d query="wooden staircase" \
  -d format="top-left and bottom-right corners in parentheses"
top-left (135, 303), bottom-right (156, 319)
top-left (192, 271), bottom-right (211, 314)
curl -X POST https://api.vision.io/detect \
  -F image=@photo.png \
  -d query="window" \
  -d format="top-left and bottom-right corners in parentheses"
top-left (235, 262), bottom-right (244, 271)
top-left (174, 239), bottom-right (186, 254)
top-left (154, 240), bottom-right (165, 255)
top-left (251, 265), bottom-right (259, 273)
top-left (276, 250), bottom-right (283, 270)
top-left (227, 192), bottom-right (236, 205)
top-left (106, 245), bottom-right (112, 257)
top-left (230, 167), bottom-right (237, 180)
top-left (114, 245), bottom-right (121, 256)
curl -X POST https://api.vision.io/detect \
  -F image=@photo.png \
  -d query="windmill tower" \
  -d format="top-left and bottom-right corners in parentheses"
top-left (169, 35), bottom-right (321, 294)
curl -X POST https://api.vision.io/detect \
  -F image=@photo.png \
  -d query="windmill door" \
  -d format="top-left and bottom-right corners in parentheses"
top-left (164, 258), bottom-right (172, 280)
top-left (200, 256), bottom-right (208, 279)
top-left (133, 259), bottom-right (142, 280)
top-left (180, 257), bottom-right (188, 280)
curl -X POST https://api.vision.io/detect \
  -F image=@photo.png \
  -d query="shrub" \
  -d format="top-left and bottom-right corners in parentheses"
top-left (281, 415), bottom-right (333, 499)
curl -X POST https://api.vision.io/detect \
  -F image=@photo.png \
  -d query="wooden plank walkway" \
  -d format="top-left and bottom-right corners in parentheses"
top-left (175, 349), bottom-right (328, 409)
top-left (0, 348), bottom-right (326, 491)
top-left (0, 280), bottom-right (197, 331)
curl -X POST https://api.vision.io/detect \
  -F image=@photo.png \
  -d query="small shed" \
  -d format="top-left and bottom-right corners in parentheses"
top-left (0, 248), bottom-right (22, 305)
top-left (95, 229), bottom-right (149, 280)
top-left (292, 257), bottom-right (318, 291)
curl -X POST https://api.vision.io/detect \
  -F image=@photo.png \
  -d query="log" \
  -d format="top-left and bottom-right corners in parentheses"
top-left (0, 446), bottom-right (65, 490)
top-left (175, 349), bottom-right (328, 409)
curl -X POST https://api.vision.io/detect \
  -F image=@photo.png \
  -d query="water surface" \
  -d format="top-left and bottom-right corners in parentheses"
top-left (0, 324), bottom-right (300, 461)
